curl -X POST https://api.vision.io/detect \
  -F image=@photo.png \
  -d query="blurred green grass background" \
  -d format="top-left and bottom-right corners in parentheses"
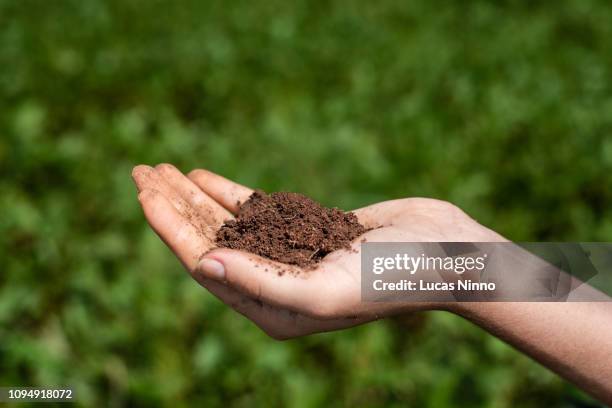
top-left (1, 0), bottom-right (612, 406)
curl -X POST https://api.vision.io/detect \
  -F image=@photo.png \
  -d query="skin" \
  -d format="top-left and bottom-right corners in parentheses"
top-left (132, 164), bottom-right (612, 405)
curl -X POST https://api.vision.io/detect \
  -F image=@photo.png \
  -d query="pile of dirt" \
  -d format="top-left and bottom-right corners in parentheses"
top-left (215, 190), bottom-right (367, 268)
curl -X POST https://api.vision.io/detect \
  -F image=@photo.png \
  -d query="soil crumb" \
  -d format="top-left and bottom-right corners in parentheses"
top-left (216, 190), bottom-right (367, 268)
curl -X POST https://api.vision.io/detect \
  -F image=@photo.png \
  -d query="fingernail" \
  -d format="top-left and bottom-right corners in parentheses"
top-left (198, 258), bottom-right (226, 280)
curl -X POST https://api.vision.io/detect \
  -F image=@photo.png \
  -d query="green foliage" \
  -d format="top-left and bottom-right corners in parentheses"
top-left (1, 0), bottom-right (610, 406)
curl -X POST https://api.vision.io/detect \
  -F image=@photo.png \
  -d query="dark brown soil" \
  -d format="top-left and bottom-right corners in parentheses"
top-left (215, 190), bottom-right (367, 268)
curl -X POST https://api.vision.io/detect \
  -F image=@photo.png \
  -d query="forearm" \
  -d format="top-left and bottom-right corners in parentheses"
top-left (455, 301), bottom-right (612, 404)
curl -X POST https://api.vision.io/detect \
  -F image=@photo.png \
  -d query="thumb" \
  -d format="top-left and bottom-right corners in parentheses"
top-left (196, 248), bottom-right (328, 315)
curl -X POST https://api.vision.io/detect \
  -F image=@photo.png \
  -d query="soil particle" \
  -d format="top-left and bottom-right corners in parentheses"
top-left (215, 190), bottom-right (367, 268)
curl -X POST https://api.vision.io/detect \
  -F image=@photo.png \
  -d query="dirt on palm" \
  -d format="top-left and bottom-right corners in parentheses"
top-left (215, 190), bottom-right (367, 268)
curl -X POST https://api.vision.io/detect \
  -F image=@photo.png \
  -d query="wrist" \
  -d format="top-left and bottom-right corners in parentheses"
top-left (432, 300), bottom-right (471, 315)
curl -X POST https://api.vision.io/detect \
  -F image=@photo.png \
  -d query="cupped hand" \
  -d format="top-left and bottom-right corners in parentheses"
top-left (132, 164), bottom-right (503, 339)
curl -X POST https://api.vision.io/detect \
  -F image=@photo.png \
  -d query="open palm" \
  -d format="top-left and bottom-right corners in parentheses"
top-left (132, 164), bottom-right (502, 339)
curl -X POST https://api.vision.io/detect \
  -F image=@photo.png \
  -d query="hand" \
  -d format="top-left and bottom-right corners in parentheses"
top-left (132, 166), bottom-right (612, 403)
top-left (132, 164), bottom-right (504, 339)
